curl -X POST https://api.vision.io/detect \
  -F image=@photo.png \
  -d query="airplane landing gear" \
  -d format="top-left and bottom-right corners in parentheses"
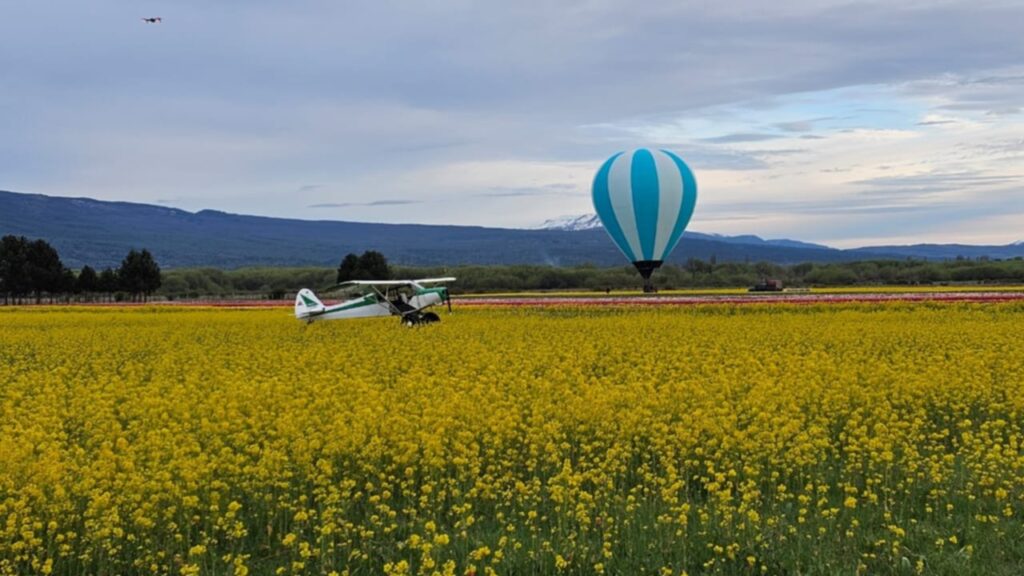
top-left (402, 312), bottom-right (441, 327)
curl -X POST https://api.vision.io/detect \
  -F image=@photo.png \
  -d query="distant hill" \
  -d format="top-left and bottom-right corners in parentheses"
top-left (2, 190), bottom-right (1021, 268)
top-left (849, 243), bottom-right (1024, 261)
top-left (540, 214), bottom-right (832, 250)
top-left (535, 214), bottom-right (603, 231)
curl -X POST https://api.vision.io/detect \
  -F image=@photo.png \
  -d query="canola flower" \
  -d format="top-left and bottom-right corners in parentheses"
top-left (1, 303), bottom-right (1023, 575)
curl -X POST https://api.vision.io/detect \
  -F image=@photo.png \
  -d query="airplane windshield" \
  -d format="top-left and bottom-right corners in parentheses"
top-left (385, 286), bottom-right (414, 299)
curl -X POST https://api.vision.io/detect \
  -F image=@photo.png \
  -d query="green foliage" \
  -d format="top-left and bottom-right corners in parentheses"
top-left (337, 251), bottom-right (392, 283)
top-left (10, 236), bottom-right (1019, 300)
top-left (76, 265), bottom-right (98, 293)
top-left (0, 235), bottom-right (72, 302)
top-left (0, 235), bottom-right (31, 297)
top-left (25, 238), bottom-right (66, 297)
top-left (157, 258), bottom-right (1024, 297)
top-left (98, 268), bottom-right (119, 294)
top-left (336, 253), bottom-right (361, 282)
top-left (117, 249), bottom-right (162, 301)
top-left (1, 237), bottom-right (165, 303)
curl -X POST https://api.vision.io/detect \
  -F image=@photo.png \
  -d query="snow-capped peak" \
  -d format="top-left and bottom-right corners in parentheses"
top-left (535, 214), bottom-right (603, 231)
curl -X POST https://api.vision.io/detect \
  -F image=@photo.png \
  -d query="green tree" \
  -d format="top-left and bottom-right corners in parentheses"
top-left (754, 261), bottom-right (777, 278)
top-left (98, 268), bottom-right (119, 301)
top-left (117, 249), bottom-right (162, 302)
top-left (337, 253), bottom-right (361, 283)
top-left (791, 262), bottom-right (814, 277)
top-left (77, 265), bottom-right (98, 295)
top-left (0, 235), bottom-right (31, 303)
top-left (357, 251), bottom-right (391, 280)
top-left (60, 268), bottom-right (77, 299)
top-left (25, 238), bottom-right (67, 303)
top-left (337, 251), bottom-right (391, 282)
top-left (684, 258), bottom-right (706, 280)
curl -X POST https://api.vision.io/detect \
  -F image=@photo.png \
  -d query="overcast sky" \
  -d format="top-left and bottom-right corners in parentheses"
top-left (2, 0), bottom-right (1022, 247)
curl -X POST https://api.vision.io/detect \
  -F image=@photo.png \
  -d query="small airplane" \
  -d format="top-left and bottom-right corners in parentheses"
top-left (294, 278), bottom-right (455, 325)
top-left (141, 17), bottom-right (162, 23)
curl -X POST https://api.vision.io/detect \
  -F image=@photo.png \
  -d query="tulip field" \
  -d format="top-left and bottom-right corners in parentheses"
top-left (2, 303), bottom-right (1024, 576)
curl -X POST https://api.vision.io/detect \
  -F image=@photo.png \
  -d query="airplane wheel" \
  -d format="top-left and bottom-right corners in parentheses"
top-left (403, 317), bottom-right (418, 327)
top-left (422, 312), bottom-right (440, 324)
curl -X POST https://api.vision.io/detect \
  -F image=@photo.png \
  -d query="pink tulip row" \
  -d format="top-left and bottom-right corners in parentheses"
top-left (456, 291), bottom-right (1024, 307)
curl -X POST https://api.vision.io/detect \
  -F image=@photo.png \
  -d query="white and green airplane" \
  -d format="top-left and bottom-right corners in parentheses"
top-left (294, 278), bottom-right (455, 325)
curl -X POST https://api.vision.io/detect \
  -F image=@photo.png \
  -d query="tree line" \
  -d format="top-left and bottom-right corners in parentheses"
top-left (157, 255), bottom-right (1024, 298)
top-left (157, 251), bottom-right (392, 300)
top-left (5, 238), bottom-right (1022, 302)
top-left (0, 236), bottom-right (162, 304)
top-left (336, 251), bottom-right (392, 282)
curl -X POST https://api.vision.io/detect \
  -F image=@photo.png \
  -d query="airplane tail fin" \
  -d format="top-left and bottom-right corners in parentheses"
top-left (294, 288), bottom-right (325, 319)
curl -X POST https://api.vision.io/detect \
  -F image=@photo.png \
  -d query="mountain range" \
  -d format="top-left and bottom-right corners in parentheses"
top-left (2, 190), bottom-right (1022, 269)
top-left (537, 214), bottom-right (832, 250)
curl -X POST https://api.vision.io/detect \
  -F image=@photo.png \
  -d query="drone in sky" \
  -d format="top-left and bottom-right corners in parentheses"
top-left (141, 17), bottom-right (163, 24)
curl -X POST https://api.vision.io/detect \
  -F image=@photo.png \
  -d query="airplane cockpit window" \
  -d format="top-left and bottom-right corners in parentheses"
top-left (388, 286), bottom-right (416, 311)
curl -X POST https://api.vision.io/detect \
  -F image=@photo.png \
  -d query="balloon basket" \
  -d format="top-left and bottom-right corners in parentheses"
top-left (634, 260), bottom-right (663, 294)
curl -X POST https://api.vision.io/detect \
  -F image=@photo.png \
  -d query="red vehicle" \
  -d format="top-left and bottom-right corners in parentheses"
top-left (750, 278), bottom-right (784, 292)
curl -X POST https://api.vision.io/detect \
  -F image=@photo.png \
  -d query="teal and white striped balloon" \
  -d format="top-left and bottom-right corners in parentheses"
top-left (592, 148), bottom-right (698, 271)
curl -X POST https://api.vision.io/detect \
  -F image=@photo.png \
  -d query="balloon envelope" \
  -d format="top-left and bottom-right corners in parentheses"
top-left (591, 148), bottom-right (697, 267)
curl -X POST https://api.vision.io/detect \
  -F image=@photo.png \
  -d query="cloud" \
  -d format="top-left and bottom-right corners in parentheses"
top-left (1, 0), bottom-right (1023, 243)
top-left (699, 133), bottom-right (784, 144)
top-left (985, 107), bottom-right (1021, 116)
top-left (903, 71), bottom-right (1024, 116)
top-left (774, 117), bottom-right (833, 132)
top-left (853, 172), bottom-right (1019, 194)
top-left (751, 148), bottom-right (806, 158)
top-left (475, 184), bottom-right (584, 198)
top-left (308, 200), bottom-right (421, 208)
top-left (961, 138), bottom-right (1024, 160)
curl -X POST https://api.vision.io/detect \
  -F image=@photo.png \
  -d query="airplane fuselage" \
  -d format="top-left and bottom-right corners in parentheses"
top-left (296, 287), bottom-right (445, 323)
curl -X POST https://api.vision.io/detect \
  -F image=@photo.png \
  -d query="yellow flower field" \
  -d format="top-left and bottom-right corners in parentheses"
top-left (2, 304), bottom-right (1023, 575)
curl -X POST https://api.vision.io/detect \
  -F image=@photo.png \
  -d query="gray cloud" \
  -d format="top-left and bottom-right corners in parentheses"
top-left (475, 185), bottom-right (584, 198)
top-left (703, 198), bottom-right (941, 217)
top-left (308, 200), bottom-right (421, 208)
top-left (904, 71), bottom-right (1024, 116)
top-left (705, 181), bottom-right (1023, 221)
top-left (853, 172), bottom-right (1019, 192)
top-left (699, 133), bottom-right (784, 144)
top-left (1, 0), bottom-right (1023, 243)
top-left (775, 117), bottom-right (833, 132)
top-left (775, 121), bottom-right (813, 133)
top-left (751, 148), bottom-right (807, 158)
top-left (682, 149), bottom-right (770, 171)
top-left (962, 138), bottom-right (1024, 159)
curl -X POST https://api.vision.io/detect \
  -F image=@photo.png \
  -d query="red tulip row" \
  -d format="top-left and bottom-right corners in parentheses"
top-left (456, 291), bottom-right (1024, 307)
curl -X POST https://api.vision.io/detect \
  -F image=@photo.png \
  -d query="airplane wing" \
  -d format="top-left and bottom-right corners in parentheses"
top-left (335, 280), bottom-right (420, 288)
top-left (334, 278), bottom-right (455, 288)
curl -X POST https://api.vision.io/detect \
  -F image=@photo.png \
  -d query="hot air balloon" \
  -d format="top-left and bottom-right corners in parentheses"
top-left (592, 148), bottom-right (698, 293)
